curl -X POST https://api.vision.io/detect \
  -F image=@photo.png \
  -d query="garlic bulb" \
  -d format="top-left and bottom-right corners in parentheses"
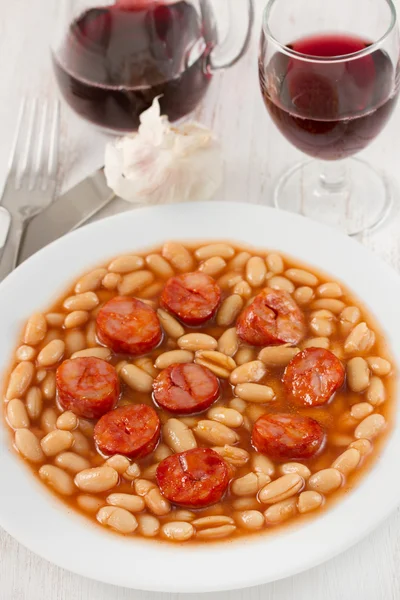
top-left (104, 98), bottom-right (223, 205)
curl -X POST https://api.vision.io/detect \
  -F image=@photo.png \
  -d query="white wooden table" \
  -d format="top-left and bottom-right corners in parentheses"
top-left (2, 1), bottom-right (400, 598)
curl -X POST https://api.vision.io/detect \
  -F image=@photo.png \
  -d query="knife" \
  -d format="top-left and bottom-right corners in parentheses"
top-left (18, 169), bottom-right (115, 264)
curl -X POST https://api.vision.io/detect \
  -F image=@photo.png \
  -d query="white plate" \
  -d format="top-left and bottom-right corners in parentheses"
top-left (0, 201), bottom-right (399, 593)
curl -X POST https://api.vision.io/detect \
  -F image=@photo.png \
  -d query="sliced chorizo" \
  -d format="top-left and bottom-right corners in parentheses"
top-left (283, 347), bottom-right (345, 407)
top-left (96, 296), bottom-right (162, 356)
top-left (156, 448), bottom-right (229, 508)
top-left (56, 357), bottom-right (120, 419)
top-left (153, 363), bottom-right (220, 415)
top-left (252, 413), bottom-right (325, 461)
top-left (236, 288), bottom-right (305, 347)
top-left (94, 404), bottom-right (160, 458)
top-left (160, 272), bottom-right (221, 326)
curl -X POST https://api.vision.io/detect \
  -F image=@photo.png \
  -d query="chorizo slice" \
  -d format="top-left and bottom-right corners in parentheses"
top-left (56, 357), bottom-right (120, 419)
top-left (94, 404), bottom-right (160, 458)
top-left (153, 363), bottom-right (220, 415)
top-left (236, 287), bottom-right (305, 346)
top-left (283, 347), bottom-right (345, 407)
top-left (96, 296), bottom-right (162, 355)
top-left (156, 448), bottom-right (229, 508)
top-left (160, 272), bottom-right (221, 326)
top-left (252, 413), bottom-right (325, 461)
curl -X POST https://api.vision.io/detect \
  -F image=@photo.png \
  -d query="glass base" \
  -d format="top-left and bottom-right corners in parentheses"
top-left (274, 158), bottom-right (391, 236)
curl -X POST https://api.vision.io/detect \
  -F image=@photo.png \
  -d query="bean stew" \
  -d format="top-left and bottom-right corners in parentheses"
top-left (3, 241), bottom-right (395, 543)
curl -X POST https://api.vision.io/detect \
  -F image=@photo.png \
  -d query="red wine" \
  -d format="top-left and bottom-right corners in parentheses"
top-left (53, 2), bottom-right (217, 131)
top-left (260, 33), bottom-right (399, 160)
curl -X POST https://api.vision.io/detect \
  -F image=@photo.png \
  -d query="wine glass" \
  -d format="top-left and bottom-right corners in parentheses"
top-left (259, 0), bottom-right (400, 236)
top-left (51, 0), bottom-right (253, 133)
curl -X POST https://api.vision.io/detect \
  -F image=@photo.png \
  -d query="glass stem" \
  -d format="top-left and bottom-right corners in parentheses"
top-left (319, 160), bottom-right (349, 192)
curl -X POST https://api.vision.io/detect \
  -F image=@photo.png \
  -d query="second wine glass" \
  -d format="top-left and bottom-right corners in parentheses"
top-left (259, 0), bottom-right (400, 235)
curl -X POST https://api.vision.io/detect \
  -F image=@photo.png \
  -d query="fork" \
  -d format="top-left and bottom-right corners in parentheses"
top-left (0, 98), bottom-right (59, 280)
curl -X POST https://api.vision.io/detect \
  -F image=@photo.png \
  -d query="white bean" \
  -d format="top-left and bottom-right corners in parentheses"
top-left (75, 269), bottom-right (107, 293)
top-left (308, 468), bottom-right (342, 494)
top-left (178, 333), bottom-right (217, 352)
top-left (23, 313), bottom-right (47, 345)
top-left (71, 347), bottom-right (111, 360)
top-left (216, 295), bottom-right (244, 327)
top-left (234, 510), bottom-right (264, 530)
top-left (14, 429), bottom-right (44, 463)
top-left (97, 506), bottom-right (138, 534)
top-left (264, 498), bottom-right (297, 525)
top-left (120, 364), bottom-right (154, 393)
top-left (294, 286), bottom-right (314, 305)
top-left (195, 351), bottom-right (236, 378)
top-left (157, 309), bottom-right (185, 339)
top-left (212, 445), bottom-right (249, 467)
top-left (102, 272), bottom-right (121, 290)
top-left (56, 411), bottom-right (78, 431)
top-left (118, 271), bottom-right (154, 296)
top-left (26, 387), bottom-right (42, 420)
top-left (194, 420), bottom-right (239, 446)
top-left (258, 345), bottom-right (299, 367)
top-left (195, 244), bottom-right (235, 261)
top-left (37, 340), bottom-right (65, 367)
top-left (77, 495), bottom-right (105, 513)
top-left (108, 255), bottom-right (144, 274)
top-left (332, 448), bottom-right (361, 476)
top-left (355, 414), bottom-right (386, 440)
top-left (259, 474), bottom-right (304, 504)
top-left (344, 322), bottom-right (375, 354)
top-left (297, 491), bottom-right (323, 514)
top-left (366, 357), bottom-right (391, 377)
top-left (207, 407), bottom-right (243, 428)
top-left (6, 399), bottom-right (30, 429)
top-left (251, 453), bottom-right (275, 477)
top-left (218, 328), bottom-right (239, 357)
top-left (347, 357), bottom-right (370, 392)
top-left (41, 372), bottom-right (56, 400)
top-left (366, 376), bottom-right (386, 406)
top-left (162, 522), bottom-right (195, 541)
top-left (266, 253), bottom-right (284, 274)
top-left (63, 292), bottom-right (99, 312)
top-left (145, 254), bottom-right (175, 279)
top-left (39, 465), bottom-right (75, 495)
top-left (137, 515), bottom-right (160, 537)
top-left (15, 345), bottom-right (36, 362)
top-left (350, 403), bottom-right (374, 420)
top-left (231, 472), bottom-right (270, 496)
top-left (163, 419), bottom-right (197, 453)
top-left (235, 383), bottom-right (275, 403)
top-left (280, 462), bottom-right (311, 479)
top-left (285, 268), bottom-right (318, 286)
top-left (268, 276), bottom-right (295, 293)
top-left (64, 311), bottom-right (89, 330)
top-left (105, 455), bottom-right (130, 474)
top-left (41, 430), bottom-right (74, 456)
top-left (230, 361), bottom-right (267, 385)
top-left (162, 242), bottom-right (194, 272)
top-left (145, 488), bottom-right (171, 516)
top-left (155, 350), bottom-right (194, 370)
top-left (198, 256), bottom-right (227, 277)
top-left (6, 361), bottom-right (34, 399)
top-left (317, 282), bottom-right (342, 298)
top-left (75, 467), bottom-right (119, 492)
top-left (246, 257), bottom-right (266, 287)
top-left (107, 493), bottom-right (145, 513)
top-left (55, 452), bottom-right (91, 474)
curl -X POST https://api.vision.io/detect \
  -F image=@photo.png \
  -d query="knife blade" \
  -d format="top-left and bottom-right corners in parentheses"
top-left (18, 169), bottom-right (115, 264)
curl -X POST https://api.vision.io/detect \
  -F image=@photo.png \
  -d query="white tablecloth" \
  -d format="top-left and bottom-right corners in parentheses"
top-left (1, 1), bottom-right (400, 598)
